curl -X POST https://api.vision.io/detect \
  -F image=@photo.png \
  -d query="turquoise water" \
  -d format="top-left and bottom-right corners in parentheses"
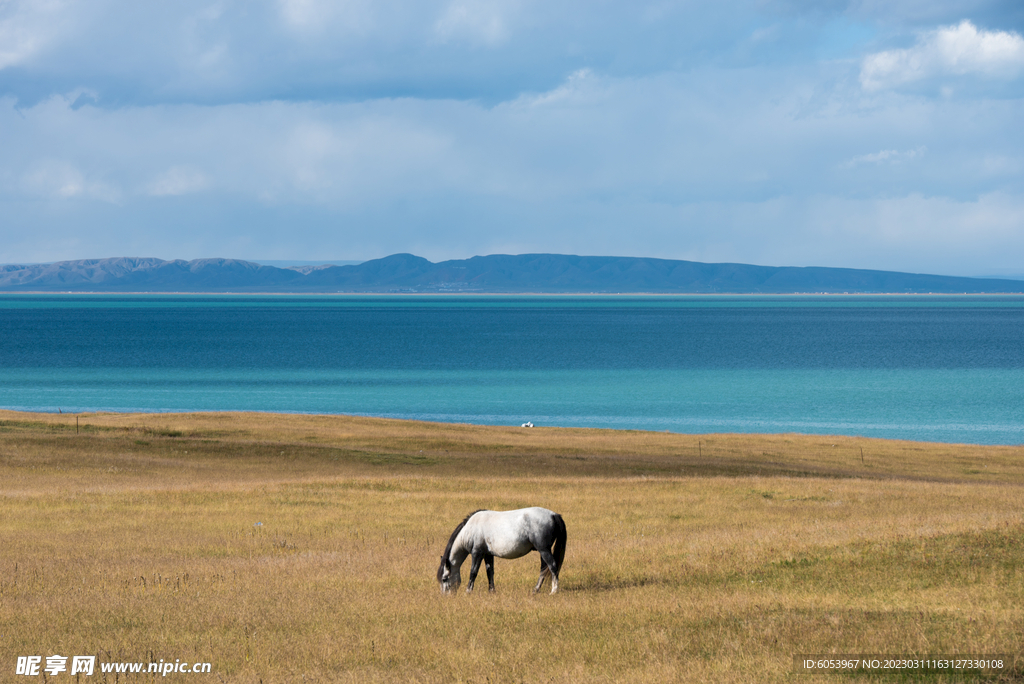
top-left (1, 295), bottom-right (1022, 444)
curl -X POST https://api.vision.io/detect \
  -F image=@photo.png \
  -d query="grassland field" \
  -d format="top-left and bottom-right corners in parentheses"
top-left (1, 409), bottom-right (1023, 683)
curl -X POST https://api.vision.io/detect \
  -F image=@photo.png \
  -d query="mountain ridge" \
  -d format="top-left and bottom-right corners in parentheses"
top-left (0, 254), bottom-right (1021, 293)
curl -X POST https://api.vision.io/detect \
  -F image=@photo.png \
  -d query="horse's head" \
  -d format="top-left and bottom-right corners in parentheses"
top-left (437, 555), bottom-right (460, 594)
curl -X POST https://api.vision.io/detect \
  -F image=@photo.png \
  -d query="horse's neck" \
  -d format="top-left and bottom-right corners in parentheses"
top-left (447, 545), bottom-right (469, 571)
top-left (448, 524), bottom-right (476, 566)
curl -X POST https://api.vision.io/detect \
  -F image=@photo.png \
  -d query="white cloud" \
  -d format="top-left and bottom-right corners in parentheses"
top-left (0, 0), bottom-right (68, 70)
top-left (277, 0), bottom-right (374, 34)
top-left (843, 146), bottom-right (927, 167)
top-left (978, 154), bottom-right (1022, 177)
top-left (628, 192), bottom-right (1024, 276)
top-left (145, 166), bottom-right (209, 196)
top-left (433, 0), bottom-right (518, 46)
top-left (278, 0), bottom-right (326, 28)
top-left (861, 20), bottom-right (1024, 91)
top-left (513, 68), bottom-right (599, 108)
top-left (21, 159), bottom-right (121, 202)
top-left (800, 192), bottom-right (1024, 273)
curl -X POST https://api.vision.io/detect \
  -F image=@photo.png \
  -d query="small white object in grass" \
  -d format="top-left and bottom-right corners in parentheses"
top-left (521, 421), bottom-right (534, 428)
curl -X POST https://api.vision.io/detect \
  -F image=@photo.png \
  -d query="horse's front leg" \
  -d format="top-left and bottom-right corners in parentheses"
top-left (467, 552), bottom-right (483, 593)
top-left (484, 553), bottom-right (495, 592)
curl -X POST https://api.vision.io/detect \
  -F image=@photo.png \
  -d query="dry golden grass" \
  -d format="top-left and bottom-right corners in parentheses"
top-left (1, 410), bottom-right (1023, 682)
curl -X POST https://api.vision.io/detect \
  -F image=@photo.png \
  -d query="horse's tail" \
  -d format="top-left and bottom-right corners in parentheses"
top-left (552, 513), bottom-right (567, 574)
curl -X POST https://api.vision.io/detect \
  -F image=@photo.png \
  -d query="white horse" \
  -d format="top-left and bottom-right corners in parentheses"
top-left (437, 507), bottom-right (566, 594)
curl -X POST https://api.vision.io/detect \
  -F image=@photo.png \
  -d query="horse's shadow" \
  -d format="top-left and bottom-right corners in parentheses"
top-left (567, 574), bottom-right (674, 593)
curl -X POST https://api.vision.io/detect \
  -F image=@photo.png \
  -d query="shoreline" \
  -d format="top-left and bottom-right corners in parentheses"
top-left (1, 291), bottom-right (1024, 296)
top-left (1, 407), bottom-right (1018, 450)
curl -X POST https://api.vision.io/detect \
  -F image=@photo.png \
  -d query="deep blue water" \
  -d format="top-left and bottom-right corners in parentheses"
top-left (1, 295), bottom-right (1022, 444)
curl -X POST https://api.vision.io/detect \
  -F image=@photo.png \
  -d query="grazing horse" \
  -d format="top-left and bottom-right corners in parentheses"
top-left (437, 507), bottom-right (566, 594)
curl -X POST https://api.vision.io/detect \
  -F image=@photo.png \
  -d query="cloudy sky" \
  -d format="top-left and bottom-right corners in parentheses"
top-left (1, 0), bottom-right (1023, 276)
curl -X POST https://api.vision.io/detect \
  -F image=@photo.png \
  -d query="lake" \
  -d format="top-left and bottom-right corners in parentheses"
top-left (1, 294), bottom-right (1022, 444)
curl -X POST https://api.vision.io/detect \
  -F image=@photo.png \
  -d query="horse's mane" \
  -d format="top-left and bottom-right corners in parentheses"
top-left (442, 509), bottom-right (486, 561)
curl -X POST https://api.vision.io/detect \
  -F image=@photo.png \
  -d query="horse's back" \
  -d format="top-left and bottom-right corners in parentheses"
top-left (482, 507), bottom-right (558, 531)
top-left (467, 507), bottom-right (560, 559)
top-left (471, 507), bottom-right (556, 523)
top-left (472, 509), bottom-right (537, 558)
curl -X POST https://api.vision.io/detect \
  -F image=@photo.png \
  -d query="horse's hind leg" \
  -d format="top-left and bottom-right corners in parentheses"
top-left (537, 549), bottom-right (560, 594)
top-left (533, 557), bottom-right (553, 593)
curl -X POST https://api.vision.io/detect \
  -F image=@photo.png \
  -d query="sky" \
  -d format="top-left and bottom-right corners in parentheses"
top-left (1, 1), bottom-right (1023, 276)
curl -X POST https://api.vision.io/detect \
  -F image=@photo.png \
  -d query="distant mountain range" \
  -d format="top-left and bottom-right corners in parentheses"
top-left (0, 254), bottom-right (1021, 293)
